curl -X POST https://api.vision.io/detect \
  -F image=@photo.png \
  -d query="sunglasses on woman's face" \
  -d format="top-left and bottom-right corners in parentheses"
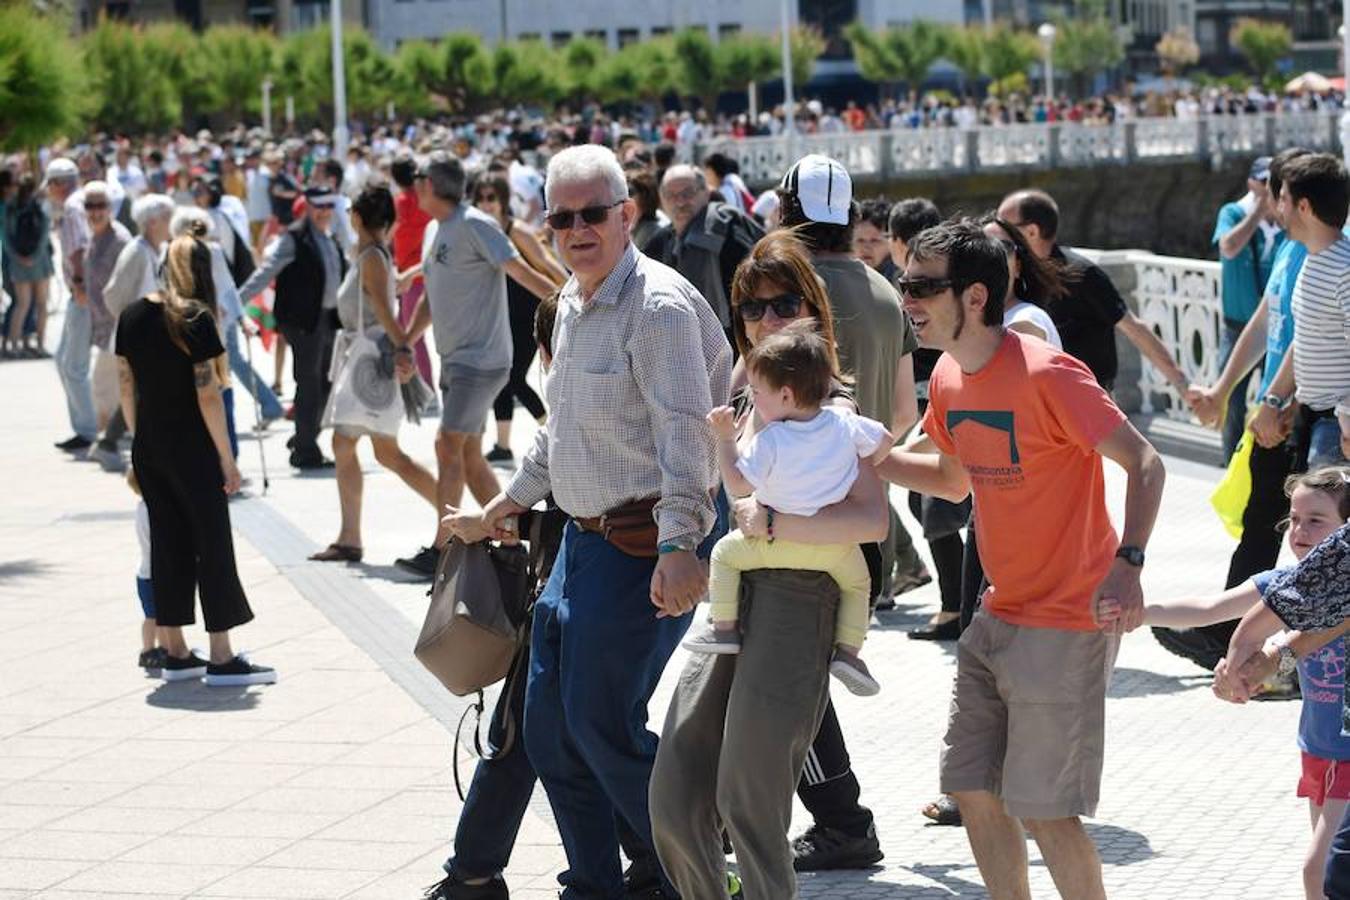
top-left (896, 277), bottom-right (956, 300)
top-left (736, 293), bottom-right (804, 322)
top-left (544, 199), bottom-right (623, 231)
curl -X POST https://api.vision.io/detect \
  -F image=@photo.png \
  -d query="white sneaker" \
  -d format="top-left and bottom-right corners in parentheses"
top-left (681, 627), bottom-right (741, 655)
top-left (829, 650), bottom-right (880, 696)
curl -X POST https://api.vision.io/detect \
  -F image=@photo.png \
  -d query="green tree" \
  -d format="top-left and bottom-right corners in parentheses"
top-left (559, 36), bottom-right (607, 104)
top-left (980, 24), bottom-right (1038, 91)
top-left (1052, 1), bottom-right (1125, 98)
top-left (492, 41), bottom-right (563, 108)
top-left (440, 31), bottom-right (495, 112)
top-left (276, 25), bottom-right (398, 125)
top-left (943, 24), bottom-right (985, 97)
top-left (673, 27), bottom-right (727, 111)
top-left (143, 22), bottom-right (215, 122)
top-left (597, 37), bottom-right (676, 106)
top-left (1230, 18), bottom-right (1291, 87)
top-left (845, 20), bottom-right (947, 102)
top-left (788, 27), bottom-right (825, 91)
top-left (83, 18), bottom-right (181, 133)
top-left (197, 26), bottom-right (278, 123)
top-left (718, 32), bottom-right (779, 112)
top-left (1155, 26), bottom-right (1200, 76)
top-left (0, 5), bottom-right (85, 150)
top-left (393, 39), bottom-right (443, 113)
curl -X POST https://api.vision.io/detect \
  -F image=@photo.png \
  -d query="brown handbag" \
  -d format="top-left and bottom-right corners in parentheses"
top-left (577, 497), bottom-right (660, 558)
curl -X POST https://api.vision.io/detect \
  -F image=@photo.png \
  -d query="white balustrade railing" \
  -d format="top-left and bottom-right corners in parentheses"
top-left (695, 110), bottom-right (1342, 186)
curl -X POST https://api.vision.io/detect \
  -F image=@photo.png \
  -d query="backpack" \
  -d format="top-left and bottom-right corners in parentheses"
top-left (11, 202), bottom-right (43, 258)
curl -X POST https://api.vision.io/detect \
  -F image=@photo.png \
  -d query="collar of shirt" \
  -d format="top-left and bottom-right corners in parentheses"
top-left (565, 241), bottom-right (638, 309)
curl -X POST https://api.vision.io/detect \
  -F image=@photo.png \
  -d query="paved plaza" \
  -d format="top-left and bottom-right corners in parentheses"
top-left (0, 317), bottom-right (1311, 899)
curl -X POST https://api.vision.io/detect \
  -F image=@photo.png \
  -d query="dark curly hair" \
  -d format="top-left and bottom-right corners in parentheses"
top-left (352, 183), bottom-right (396, 233)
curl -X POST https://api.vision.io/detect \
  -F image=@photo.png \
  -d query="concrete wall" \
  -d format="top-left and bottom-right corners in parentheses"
top-left (854, 155), bottom-right (1252, 259)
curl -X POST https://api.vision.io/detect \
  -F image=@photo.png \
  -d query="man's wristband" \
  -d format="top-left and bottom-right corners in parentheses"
top-left (658, 541), bottom-right (694, 555)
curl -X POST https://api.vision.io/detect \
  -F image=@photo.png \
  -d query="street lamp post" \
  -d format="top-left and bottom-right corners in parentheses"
top-left (262, 78), bottom-right (273, 137)
top-left (780, 0), bottom-right (796, 150)
top-left (1341, 23), bottom-right (1350, 168)
top-left (1038, 23), bottom-right (1057, 103)
top-left (330, 0), bottom-right (350, 159)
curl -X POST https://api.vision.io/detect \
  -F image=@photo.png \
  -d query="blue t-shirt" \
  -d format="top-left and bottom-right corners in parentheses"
top-left (1254, 566), bottom-right (1350, 760)
top-left (1257, 240), bottom-right (1307, 397)
top-left (1213, 201), bottom-right (1284, 324)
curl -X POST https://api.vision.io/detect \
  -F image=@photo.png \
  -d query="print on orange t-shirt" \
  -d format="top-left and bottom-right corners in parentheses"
top-left (923, 331), bottom-right (1126, 631)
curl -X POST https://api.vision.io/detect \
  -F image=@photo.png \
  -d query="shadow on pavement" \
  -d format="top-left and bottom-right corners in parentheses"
top-left (1087, 822), bottom-right (1157, 866)
top-left (899, 863), bottom-right (991, 897)
top-left (0, 558), bottom-right (55, 581)
top-left (1108, 666), bottom-right (1211, 698)
top-left (352, 561), bottom-right (432, 585)
top-left (57, 510), bottom-right (136, 523)
top-left (145, 680), bottom-right (263, 712)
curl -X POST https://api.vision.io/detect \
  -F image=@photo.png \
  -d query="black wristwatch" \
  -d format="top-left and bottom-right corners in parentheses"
top-left (1116, 545), bottom-right (1145, 567)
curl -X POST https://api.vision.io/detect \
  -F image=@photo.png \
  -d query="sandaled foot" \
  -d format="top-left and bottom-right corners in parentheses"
top-left (309, 543), bottom-right (363, 562)
top-left (921, 794), bottom-right (963, 826)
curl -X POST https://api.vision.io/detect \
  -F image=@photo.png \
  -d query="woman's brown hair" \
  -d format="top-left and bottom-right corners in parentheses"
top-left (161, 222), bottom-right (223, 379)
top-left (982, 214), bottom-right (1072, 309)
top-left (729, 228), bottom-right (845, 381)
top-left (1285, 465), bottom-right (1350, 521)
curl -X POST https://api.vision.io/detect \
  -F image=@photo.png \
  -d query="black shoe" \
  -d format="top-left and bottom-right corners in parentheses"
top-left (422, 873), bottom-right (508, 900)
top-left (395, 546), bottom-right (440, 579)
top-left (138, 647), bottom-right (168, 674)
top-left (204, 656), bottom-right (277, 686)
top-left (160, 652), bottom-right (209, 682)
top-left (624, 855), bottom-right (662, 897)
top-left (485, 445), bottom-right (514, 464)
top-left (290, 453), bottom-right (335, 470)
top-left (55, 435), bottom-right (93, 452)
top-left (908, 618), bottom-right (961, 641)
top-left (1150, 627), bottom-right (1222, 672)
top-left (790, 823), bottom-right (883, 872)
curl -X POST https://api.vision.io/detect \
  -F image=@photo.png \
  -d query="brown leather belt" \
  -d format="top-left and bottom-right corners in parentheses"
top-left (575, 496), bottom-right (660, 558)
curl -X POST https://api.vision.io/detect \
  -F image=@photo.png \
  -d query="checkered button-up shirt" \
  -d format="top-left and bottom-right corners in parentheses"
top-left (506, 242), bottom-right (732, 548)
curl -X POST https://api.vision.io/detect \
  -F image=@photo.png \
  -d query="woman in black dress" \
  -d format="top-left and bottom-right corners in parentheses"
top-left (115, 223), bottom-right (275, 687)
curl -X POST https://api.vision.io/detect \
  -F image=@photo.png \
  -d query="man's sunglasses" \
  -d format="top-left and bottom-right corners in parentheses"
top-left (84, 201), bottom-right (109, 210)
top-left (736, 293), bottom-right (804, 322)
top-left (896, 277), bottom-right (957, 300)
top-left (545, 200), bottom-right (623, 231)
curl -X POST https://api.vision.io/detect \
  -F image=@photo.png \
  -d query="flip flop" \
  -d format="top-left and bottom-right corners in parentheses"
top-left (309, 543), bottom-right (363, 563)
top-left (921, 794), bottom-right (963, 826)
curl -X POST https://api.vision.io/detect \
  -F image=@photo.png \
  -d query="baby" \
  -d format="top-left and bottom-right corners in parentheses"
top-left (683, 324), bottom-right (893, 696)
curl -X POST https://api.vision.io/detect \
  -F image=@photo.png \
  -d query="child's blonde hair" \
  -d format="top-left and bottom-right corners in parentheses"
top-left (1284, 465), bottom-right (1350, 520)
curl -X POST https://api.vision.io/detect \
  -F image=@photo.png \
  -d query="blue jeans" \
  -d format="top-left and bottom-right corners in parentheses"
top-left (55, 303), bottom-right (96, 440)
top-left (525, 523), bottom-right (712, 900)
top-left (1219, 319), bottom-right (1256, 467)
top-left (1326, 802), bottom-right (1350, 898)
top-left (1309, 414), bottom-right (1348, 469)
top-left (225, 326), bottom-right (283, 420)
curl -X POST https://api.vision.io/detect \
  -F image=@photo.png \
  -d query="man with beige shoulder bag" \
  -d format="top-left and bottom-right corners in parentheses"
top-left (472, 145), bottom-right (731, 900)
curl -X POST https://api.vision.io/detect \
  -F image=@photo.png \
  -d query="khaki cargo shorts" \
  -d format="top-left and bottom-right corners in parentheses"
top-left (938, 611), bottom-right (1120, 820)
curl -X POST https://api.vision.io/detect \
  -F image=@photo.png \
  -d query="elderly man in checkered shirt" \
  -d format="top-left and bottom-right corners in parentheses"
top-left (479, 145), bottom-right (732, 900)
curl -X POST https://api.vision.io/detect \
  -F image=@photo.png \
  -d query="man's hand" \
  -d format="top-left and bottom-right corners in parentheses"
top-left (1250, 402), bottom-right (1292, 448)
top-left (706, 405), bottom-right (742, 441)
top-left (441, 506), bottom-right (502, 544)
top-left (481, 493), bottom-right (529, 543)
top-left (1186, 385), bottom-right (1223, 428)
top-left (650, 550), bottom-right (707, 619)
top-left (732, 497), bottom-right (769, 538)
top-left (1093, 558), bottom-right (1144, 635)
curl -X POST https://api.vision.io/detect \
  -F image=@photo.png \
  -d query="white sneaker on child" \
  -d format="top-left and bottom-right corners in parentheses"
top-left (681, 627), bottom-right (741, 655)
top-left (829, 649), bottom-right (880, 696)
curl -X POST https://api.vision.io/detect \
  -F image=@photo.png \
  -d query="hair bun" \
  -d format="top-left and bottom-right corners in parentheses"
top-left (187, 219), bottom-right (209, 239)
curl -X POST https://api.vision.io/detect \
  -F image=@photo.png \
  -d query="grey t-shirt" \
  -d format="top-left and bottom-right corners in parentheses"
top-left (422, 204), bottom-right (519, 371)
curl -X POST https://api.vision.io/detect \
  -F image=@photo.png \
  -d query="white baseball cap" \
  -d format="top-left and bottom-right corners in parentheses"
top-left (779, 154), bottom-right (851, 226)
top-left (43, 157), bottom-right (79, 183)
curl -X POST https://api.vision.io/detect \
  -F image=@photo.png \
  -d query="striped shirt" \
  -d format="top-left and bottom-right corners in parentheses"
top-left (1292, 236), bottom-right (1350, 412)
top-left (506, 242), bottom-right (732, 548)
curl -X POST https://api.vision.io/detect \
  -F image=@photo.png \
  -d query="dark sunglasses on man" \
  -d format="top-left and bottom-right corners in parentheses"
top-left (544, 200), bottom-right (624, 231)
top-left (84, 200), bottom-right (110, 211)
top-left (896, 277), bottom-right (957, 300)
top-left (735, 293), bottom-right (804, 322)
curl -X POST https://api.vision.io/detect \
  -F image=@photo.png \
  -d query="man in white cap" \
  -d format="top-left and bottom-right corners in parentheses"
top-left (773, 153), bottom-right (921, 873)
top-left (47, 157), bottom-right (100, 454)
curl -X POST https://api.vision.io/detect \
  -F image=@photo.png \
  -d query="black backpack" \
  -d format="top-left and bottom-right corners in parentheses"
top-left (11, 202), bottom-right (44, 258)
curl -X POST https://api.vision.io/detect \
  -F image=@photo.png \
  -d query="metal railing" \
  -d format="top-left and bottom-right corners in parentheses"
top-left (693, 110), bottom-right (1343, 186)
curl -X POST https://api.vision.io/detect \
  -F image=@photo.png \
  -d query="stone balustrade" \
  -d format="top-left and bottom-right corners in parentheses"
top-left (694, 111), bottom-right (1343, 186)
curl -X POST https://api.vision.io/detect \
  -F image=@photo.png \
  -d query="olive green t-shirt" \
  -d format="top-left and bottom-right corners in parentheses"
top-left (811, 256), bottom-right (918, 425)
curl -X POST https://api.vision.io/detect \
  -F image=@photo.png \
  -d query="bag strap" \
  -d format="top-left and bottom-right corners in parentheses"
top-left (452, 689), bottom-right (487, 802)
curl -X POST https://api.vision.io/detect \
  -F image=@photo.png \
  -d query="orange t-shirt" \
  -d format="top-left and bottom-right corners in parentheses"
top-left (923, 331), bottom-right (1126, 631)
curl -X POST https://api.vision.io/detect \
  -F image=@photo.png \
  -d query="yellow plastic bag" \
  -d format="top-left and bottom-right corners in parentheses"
top-left (1211, 428), bottom-right (1255, 539)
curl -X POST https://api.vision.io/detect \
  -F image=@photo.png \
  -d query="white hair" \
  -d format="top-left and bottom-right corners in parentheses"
top-left (82, 180), bottom-right (110, 200)
top-left (169, 205), bottom-right (216, 240)
top-left (545, 145), bottom-right (627, 208)
top-left (131, 193), bottom-right (175, 231)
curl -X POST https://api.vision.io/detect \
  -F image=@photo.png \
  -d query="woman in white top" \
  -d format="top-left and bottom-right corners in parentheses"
top-left (982, 215), bottom-right (1064, 349)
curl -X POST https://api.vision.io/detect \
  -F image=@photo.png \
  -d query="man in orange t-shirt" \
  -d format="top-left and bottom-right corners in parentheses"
top-left (879, 220), bottom-right (1166, 900)
top-left (390, 155), bottom-right (434, 388)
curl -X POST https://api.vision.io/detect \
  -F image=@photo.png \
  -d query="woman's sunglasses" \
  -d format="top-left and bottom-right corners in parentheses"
top-left (545, 200), bottom-right (623, 231)
top-left (736, 293), bottom-right (804, 322)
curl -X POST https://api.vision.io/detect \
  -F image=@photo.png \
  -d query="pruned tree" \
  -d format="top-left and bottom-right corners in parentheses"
top-left (1230, 18), bottom-right (1291, 88)
top-left (844, 20), bottom-right (947, 102)
top-left (0, 5), bottom-right (85, 150)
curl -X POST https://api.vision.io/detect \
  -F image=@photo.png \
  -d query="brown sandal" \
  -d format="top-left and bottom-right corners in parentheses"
top-left (309, 543), bottom-right (363, 562)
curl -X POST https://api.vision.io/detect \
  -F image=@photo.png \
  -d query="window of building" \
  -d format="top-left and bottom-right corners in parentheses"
top-left (551, 31), bottom-right (573, 48)
top-left (1195, 17), bottom-right (1218, 53)
top-left (585, 29), bottom-right (607, 43)
top-left (650, 25), bottom-right (672, 36)
top-left (718, 23), bottom-right (741, 39)
top-left (519, 31), bottom-right (541, 42)
top-left (618, 28), bottom-right (640, 47)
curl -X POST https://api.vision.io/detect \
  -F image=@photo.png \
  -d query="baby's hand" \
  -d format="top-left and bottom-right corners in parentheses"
top-left (707, 406), bottom-right (740, 440)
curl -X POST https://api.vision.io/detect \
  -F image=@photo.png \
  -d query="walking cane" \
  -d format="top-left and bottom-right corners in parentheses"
top-left (239, 322), bottom-right (271, 495)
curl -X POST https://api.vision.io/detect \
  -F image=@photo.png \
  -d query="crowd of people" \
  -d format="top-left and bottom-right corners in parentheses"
top-left (2, 111), bottom-right (1349, 900)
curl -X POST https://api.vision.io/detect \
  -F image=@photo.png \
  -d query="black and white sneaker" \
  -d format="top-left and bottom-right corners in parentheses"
top-left (204, 656), bottom-right (277, 687)
top-left (138, 647), bottom-right (168, 674)
top-left (395, 545), bottom-right (439, 580)
top-left (485, 445), bottom-right (514, 465)
top-left (160, 652), bottom-right (209, 682)
top-left (55, 435), bottom-right (93, 453)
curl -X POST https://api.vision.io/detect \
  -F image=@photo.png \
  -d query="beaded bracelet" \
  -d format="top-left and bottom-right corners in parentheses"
top-left (765, 506), bottom-right (775, 544)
